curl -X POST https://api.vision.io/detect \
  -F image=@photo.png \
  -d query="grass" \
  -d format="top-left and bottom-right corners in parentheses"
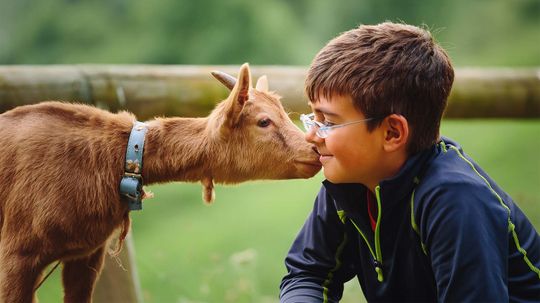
top-left (37, 119), bottom-right (540, 302)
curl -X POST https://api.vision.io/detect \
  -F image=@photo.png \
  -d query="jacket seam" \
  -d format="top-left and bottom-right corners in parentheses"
top-left (447, 144), bottom-right (540, 279)
top-left (410, 188), bottom-right (428, 255)
top-left (322, 230), bottom-right (349, 303)
top-left (349, 218), bottom-right (376, 259)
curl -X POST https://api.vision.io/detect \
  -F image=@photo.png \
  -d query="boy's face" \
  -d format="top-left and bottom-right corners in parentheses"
top-left (306, 95), bottom-right (386, 188)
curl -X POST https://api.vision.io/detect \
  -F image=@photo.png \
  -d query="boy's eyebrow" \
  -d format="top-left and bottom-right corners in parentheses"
top-left (312, 106), bottom-right (341, 118)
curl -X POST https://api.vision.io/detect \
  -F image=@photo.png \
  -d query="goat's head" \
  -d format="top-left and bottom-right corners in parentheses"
top-left (202, 63), bottom-right (321, 202)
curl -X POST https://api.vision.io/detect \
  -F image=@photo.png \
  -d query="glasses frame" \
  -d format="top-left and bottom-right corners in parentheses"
top-left (300, 113), bottom-right (377, 138)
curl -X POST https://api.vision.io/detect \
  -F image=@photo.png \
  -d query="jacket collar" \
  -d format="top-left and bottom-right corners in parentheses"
top-left (323, 141), bottom-right (439, 213)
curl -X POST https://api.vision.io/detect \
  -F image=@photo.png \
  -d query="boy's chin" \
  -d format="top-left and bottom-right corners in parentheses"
top-left (323, 169), bottom-right (353, 184)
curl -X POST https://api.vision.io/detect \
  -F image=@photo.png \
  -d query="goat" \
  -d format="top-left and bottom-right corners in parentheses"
top-left (0, 63), bottom-right (321, 303)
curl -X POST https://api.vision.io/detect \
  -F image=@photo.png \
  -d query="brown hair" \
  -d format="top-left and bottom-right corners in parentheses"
top-left (306, 22), bottom-right (454, 154)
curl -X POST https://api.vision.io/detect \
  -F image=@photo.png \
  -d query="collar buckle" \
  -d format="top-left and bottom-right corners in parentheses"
top-left (120, 174), bottom-right (144, 210)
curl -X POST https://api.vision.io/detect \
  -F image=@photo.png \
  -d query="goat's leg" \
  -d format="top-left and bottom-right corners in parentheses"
top-left (62, 246), bottom-right (106, 303)
top-left (0, 248), bottom-right (43, 303)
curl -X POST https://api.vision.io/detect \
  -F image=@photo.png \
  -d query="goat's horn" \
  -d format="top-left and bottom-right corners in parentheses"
top-left (211, 71), bottom-right (236, 90)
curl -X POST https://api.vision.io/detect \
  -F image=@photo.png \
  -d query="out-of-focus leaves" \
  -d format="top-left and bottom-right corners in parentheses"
top-left (0, 0), bottom-right (538, 66)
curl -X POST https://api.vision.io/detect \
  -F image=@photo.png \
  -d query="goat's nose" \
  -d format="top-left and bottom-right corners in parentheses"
top-left (311, 146), bottom-right (320, 155)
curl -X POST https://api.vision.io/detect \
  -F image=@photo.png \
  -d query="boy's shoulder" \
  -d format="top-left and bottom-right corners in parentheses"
top-left (420, 137), bottom-right (489, 188)
top-left (413, 137), bottom-right (510, 214)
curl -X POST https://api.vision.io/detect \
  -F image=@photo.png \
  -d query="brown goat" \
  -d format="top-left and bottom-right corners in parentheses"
top-left (0, 63), bottom-right (321, 303)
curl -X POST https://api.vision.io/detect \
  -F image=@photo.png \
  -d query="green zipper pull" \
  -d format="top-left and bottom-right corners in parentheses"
top-left (373, 260), bottom-right (384, 282)
top-left (376, 267), bottom-right (384, 282)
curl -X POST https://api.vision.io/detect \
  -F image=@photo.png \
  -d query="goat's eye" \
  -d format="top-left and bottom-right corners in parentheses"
top-left (257, 118), bottom-right (272, 128)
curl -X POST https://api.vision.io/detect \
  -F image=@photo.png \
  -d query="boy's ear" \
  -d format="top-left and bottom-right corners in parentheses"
top-left (382, 114), bottom-right (409, 153)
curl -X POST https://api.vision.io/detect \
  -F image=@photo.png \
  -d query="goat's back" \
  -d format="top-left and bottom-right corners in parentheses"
top-left (0, 102), bottom-right (135, 254)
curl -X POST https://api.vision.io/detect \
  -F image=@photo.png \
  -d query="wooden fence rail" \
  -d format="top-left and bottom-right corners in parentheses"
top-left (1, 65), bottom-right (539, 119)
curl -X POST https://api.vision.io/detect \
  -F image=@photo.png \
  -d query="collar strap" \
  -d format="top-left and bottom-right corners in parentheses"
top-left (120, 121), bottom-right (148, 211)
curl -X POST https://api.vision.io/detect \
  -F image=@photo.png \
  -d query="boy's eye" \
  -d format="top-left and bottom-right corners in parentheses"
top-left (313, 114), bottom-right (334, 126)
top-left (314, 113), bottom-right (325, 122)
top-left (322, 121), bottom-right (335, 127)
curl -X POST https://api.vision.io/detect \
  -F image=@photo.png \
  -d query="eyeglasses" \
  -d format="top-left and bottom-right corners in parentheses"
top-left (300, 113), bottom-right (377, 138)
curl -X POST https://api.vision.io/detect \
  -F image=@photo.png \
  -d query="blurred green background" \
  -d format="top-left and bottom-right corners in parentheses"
top-left (2, 0), bottom-right (538, 302)
top-left (1, 0), bottom-right (539, 66)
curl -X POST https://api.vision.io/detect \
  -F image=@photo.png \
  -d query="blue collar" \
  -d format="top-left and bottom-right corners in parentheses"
top-left (119, 121), bottom-right (148, 211)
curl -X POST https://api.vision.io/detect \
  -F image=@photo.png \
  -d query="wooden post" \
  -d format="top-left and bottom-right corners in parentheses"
top-left (93, 231), bottom-right (143, 303)
top-left (0, 65), bottom-right (539, 119)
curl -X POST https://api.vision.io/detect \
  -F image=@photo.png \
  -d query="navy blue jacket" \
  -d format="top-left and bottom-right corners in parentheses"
top-left (280, 138), bottom-right (540, 302)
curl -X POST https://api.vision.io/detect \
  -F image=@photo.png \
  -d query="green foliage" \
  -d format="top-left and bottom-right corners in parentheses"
top-left (36, 120), bottom-right (540, 302)
top-left (1, 0), bottom-right (538, 66)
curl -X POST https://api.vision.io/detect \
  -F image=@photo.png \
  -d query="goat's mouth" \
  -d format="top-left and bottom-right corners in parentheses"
top-left (293, 159), bottom-right (322, 177)
top-left (294, 159), bottom-right (322, 167)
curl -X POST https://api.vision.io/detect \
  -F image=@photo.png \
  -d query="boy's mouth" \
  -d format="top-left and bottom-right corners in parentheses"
top-left (314, 148), bottom-right (333, 162)
top-left (315, 148), bottom-right (331, 156)
top-left (318, 152), bottom-right (333, 163)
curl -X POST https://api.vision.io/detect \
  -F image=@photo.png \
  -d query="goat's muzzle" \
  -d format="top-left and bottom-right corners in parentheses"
top-left (293, 159), bottom-right (322, 178)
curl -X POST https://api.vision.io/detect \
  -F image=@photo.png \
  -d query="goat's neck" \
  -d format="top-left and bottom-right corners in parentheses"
top-left (142, 117), bottom-right (211, 184)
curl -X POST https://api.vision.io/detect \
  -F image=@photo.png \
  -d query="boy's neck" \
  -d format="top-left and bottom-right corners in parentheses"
top-left (366, 150), bottom-right (408, 194)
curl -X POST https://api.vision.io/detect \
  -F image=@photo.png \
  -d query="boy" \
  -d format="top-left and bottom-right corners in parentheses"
top-left (280, 22), bottom-right (540, 302)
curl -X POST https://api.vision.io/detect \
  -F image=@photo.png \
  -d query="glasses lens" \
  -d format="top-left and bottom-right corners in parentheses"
top-left (300, 114), bottom-right (313, 132)
top-left (317, 128), bottom-right (329, 138)
top-left (301, 120), bottom-right (310, 132)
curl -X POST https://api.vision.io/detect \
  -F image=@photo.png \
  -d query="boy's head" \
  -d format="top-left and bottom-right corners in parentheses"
top-left (306, 22), bottom-right (454, 155)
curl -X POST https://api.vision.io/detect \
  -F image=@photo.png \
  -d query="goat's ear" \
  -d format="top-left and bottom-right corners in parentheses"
top-left (224, 63), bottom-right (252, 127)
top-left (255, 75), bottom-right (269, 92)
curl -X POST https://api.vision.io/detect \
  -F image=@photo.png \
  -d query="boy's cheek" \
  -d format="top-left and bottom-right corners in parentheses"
top-left (321, 161), bottom-right (348, 183)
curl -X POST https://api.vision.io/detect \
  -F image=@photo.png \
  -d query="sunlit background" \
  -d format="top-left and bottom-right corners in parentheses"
top-left (1, 0), bottom-right (539, 302)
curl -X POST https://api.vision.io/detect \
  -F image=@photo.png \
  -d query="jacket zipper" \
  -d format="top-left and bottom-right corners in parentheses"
top-left (373, 185), bottom-right (384, 282)
top-left (349, 185), bottom-right (384, 282)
